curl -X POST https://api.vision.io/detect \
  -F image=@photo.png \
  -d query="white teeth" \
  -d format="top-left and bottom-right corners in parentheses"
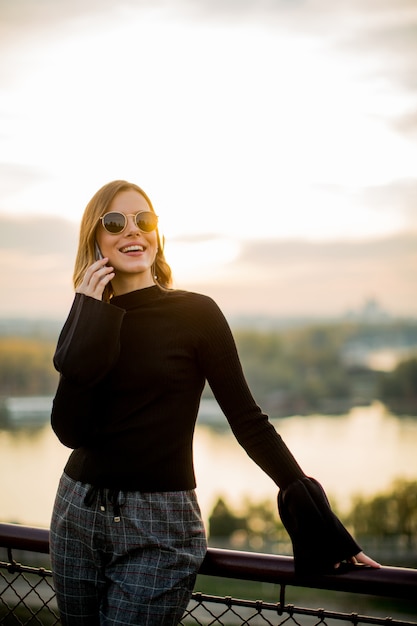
top-left (121, 245), bottom-right (144, 253)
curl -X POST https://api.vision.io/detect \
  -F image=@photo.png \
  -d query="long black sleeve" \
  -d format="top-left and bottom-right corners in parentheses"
top-left (51, 376), bottom-right (101, 448)
top-left (53, 293), bottom-right (125, 386)
top-left (51, 293), bottom-right (125, 448)
top-left (278, 476), bottom-right (362, 574)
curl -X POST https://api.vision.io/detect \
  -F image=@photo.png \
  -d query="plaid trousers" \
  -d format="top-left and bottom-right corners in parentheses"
top-left (50, 473), bottom-right (207, 625)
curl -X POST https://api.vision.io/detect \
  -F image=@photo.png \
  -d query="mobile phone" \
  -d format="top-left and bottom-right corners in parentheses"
top-left (94, 241), bottom-right (104, 260)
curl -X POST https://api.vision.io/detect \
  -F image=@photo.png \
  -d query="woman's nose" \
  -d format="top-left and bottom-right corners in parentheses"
top-left (125, 214), bottom-right (140, 234)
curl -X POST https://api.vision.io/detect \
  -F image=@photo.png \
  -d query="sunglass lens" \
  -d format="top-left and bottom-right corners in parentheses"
top-left (136, 212), bottom-right (158, 232)
top-left (103, 212), bottom-right (126, 233)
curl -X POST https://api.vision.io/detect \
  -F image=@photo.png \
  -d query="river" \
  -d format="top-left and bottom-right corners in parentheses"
top-left (1, 400), bottom-right (416, 529)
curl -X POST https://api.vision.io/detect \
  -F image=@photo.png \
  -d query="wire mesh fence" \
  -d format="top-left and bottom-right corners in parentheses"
top-left (0, 560), bottom-right (59, 625)
top-left (2, 556), bottom-right (417, 626)
top-left (1, 524), bottom-right (417, 626)
top-left (182, 592), bottom-right (417, 626)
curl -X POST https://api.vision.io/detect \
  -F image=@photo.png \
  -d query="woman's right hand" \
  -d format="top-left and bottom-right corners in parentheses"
top-left (76, 258), bottom-right (115, 300)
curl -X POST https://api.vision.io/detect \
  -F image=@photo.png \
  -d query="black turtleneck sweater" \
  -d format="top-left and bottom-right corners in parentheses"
top-left (52, 286), bottom-right (305, 492)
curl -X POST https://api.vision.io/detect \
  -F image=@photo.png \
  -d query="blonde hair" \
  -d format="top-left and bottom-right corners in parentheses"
top-left (73, 180), bottom-right (173, 300)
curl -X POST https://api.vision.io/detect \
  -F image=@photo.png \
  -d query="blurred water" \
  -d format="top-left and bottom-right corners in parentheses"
top-left (1, 400), bottom-right (416, 528)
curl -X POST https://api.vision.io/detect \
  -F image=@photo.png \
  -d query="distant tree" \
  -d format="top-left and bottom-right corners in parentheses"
top-left (234, 325), bottom-right (352, 412)
top-left (377, 358), bottom-right (417, 413)
top-left (0, 337), bottom-right (57, 395)
top-left (208, 497), bottom-right (246, 538)
top-left (242, 498), bottom-right (287, 549)
top-left (347, 480), bottom-right (417, 546)
top-left (208, 496), bottom-right (287, 550)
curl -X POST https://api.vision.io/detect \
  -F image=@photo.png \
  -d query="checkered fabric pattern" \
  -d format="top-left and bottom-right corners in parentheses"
top-left (50, 473), bottom-right (207, 625)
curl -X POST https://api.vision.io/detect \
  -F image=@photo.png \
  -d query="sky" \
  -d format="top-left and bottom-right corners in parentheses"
top-left (0, 0), bottom-right (416, 320)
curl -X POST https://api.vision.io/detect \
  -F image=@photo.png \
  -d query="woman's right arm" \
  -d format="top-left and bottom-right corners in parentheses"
top-left (51, 374), bottom-right (102, 448)
top-left (53, 292), bottom-right (125, 385)
top-left (54, 258), bottom-right (122, 386)
top-left (51, 295), bottom-right (124, 447)
top-left (51, 259), bottom-right (123, 447)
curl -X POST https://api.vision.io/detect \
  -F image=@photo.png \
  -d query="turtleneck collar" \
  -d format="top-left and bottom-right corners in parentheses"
top-left (111, 284), bottom-right (164, 310)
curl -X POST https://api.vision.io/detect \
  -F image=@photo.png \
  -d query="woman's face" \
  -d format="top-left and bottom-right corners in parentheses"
top-left (95, 189), bottom-right (158, 293)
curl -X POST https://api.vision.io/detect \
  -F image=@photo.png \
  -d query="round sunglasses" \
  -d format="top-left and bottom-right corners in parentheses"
top-left (99, 211), bottom-right (159, 234)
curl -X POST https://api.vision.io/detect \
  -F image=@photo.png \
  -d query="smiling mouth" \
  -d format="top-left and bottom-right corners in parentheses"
top-left (120, 244), bottom-right (145, 253)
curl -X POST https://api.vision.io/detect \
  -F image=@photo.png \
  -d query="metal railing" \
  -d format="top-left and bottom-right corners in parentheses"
top-left (1, 522), bottom-right (417, 625)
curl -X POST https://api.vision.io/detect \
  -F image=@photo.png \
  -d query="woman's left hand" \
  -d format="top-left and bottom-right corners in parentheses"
top-left (335, 551), bottom-right (381, 569)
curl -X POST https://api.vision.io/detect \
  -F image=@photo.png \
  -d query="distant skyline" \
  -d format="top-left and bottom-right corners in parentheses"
top-left (0, 1), bottom-right (416, 318)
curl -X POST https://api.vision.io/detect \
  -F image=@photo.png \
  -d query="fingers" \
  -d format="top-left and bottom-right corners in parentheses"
top-left (354, 551), bottom-right (381, 568)
top-left (334, 551), bottom-right (381, 571)
top-left (76, 258), bottom-right (115, 300)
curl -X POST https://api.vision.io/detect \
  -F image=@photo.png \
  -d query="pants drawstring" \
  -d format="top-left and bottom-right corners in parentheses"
top-left (108, 488), bottom-right (122, 522)
top-left (84, 485), bottom-right (123, 522)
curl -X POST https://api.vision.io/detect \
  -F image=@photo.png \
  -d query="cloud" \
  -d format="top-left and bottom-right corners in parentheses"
top-left (0, 0), bottom-right (416, 246)
top-left (310, 179), bottom-right (417, 231)
top-left (180, 232), bottom-right (417, 318)
top-left (0, 215), bottom-right (78, 317)
top-left (0, 215), bottom-right (78, 255)
top-left (2, 0), bottom-right (416, 41)
top-left (2, 0), bottom-right (416, 126)
top-left (0, 164), bottom-right (48, 203)
top-left (340, 3), bottom-right (417, 78)
top-left (0, 0), bottom-right (116, 29)
top-left (394, 110), bottom-right (417, 138)
top-left (1, 214), bottom-right (415, 319)
top-left (236, 232), bottom-right (417, 265)
top-left (359, 179), bottom-right (417, 227)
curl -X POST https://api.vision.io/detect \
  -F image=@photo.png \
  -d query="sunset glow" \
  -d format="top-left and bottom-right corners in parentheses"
top-left (0, 1), bottom-right (416, 317)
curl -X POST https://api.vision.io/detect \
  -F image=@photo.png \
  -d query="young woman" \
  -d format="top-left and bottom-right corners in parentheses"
top-left (50, 180), bottom-right (379, 626)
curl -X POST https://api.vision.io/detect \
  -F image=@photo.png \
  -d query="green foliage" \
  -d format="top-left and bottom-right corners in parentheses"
top-left (232, 321), bottom-right (417, 415)
top-left (209, 479), bottom-right (417, 550)
top-left (377, 358), bottom-right (417, 413)
top-left (234, 323), bottom-right (354, 413)
top-left (208, 496), bottom-right (288, 550)
top-left (242, 497), bottom-right (288, 548)
top-left (346, 479), bottom-right (417, 541)
top-left (208, 497), bottom-right (246, 538)
top-left (0, 337), bottom-right (58, 396)
top-left (1, 319), bottom-right (417, 416)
